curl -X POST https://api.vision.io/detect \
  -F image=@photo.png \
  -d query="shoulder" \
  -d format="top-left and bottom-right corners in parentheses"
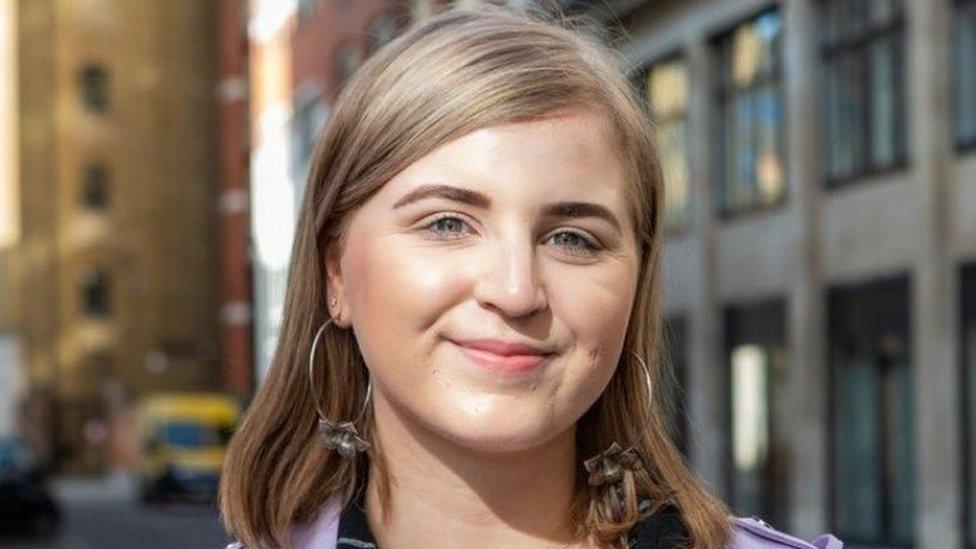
top-left (728, 516), bottom-right (843, 549)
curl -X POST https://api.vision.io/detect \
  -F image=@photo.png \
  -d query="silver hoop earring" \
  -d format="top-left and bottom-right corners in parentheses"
top-left (582, 349), bottom-right (655, 496)
top-left (309, 318), bottom-right (371, 459)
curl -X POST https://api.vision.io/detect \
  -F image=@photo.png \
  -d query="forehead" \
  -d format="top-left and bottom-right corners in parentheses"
top-left (373, 109), bottom-right (630, 210)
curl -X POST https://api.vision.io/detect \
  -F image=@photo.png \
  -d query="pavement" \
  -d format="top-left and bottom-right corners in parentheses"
top-left (0, 473), bottom-right (232, 549)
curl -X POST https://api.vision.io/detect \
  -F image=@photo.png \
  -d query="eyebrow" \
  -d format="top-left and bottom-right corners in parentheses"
top-left (392, 183), bottom-right (622, 233)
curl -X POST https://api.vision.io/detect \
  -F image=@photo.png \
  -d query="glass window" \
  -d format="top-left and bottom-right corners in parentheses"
top-left (962, 264), bottom-right (976, 548)
top-left (335, 43), bottom-right (360, 93)
top-left (81, 163), bottom-right (110, 210)
top-left (713, 10), bottom-right (785, 216)
top-left (81, 267), bottom-right (110, 317)
top-left (821, 0), bottom-right (906, 184)
top-left (955, 0), bottom-right (976, 148)
top-left (297, 0), bottom-right (318, 21)
top-left (828, 276), bottom-right (914, 546)
top-left (663, 316), bottom-right (690, 456)
top-left (368, 10), bottom-right (406, 55)
top-left (290, 93), bottom-right (329, 180)
top-left (724, 300), bottom-right (790, 530)
top-left (79, 64), bottom-right (109, 114)
top-left (646, 57), bottom-right (693, 233)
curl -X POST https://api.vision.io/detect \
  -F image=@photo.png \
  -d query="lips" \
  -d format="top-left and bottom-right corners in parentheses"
top-left (449, 338), bottom-right (553, 357)
top-left (449, 338), bottom-right (555, 376)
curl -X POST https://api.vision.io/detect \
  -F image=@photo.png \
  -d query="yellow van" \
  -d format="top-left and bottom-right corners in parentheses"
top-left (136, 392), bottom-right (240, 504)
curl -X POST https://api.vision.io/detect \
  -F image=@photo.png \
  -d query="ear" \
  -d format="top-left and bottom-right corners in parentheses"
top-left (324, 239), bottom-right (351, 329)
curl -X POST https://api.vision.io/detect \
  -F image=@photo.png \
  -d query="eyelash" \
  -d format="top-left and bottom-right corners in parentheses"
top-left (420, 214), bottom-right (603, 256)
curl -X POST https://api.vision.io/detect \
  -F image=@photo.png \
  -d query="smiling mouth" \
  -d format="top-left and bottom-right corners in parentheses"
top-left (451, 341), bottom-right (553, 376)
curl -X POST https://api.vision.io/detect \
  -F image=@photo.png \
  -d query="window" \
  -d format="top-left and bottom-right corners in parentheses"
top-left (663, 316), bottom-right (690, 456)
top-left (81, 163), bottom-right (110, 210)
top-left (724, 299), bottom-right (790, 530)
top-left (81, 267), bottom-right (111, 317)
top-left (713, 9), bottom-right (785, 216)
top-left (297, 0), bottom-right (318, 20)
top-left (79, 64), bottom-right (109, 114)
top-left (955, 0), bottom-right (976, 149)
top-left (334, 43), bottom-right (361, 93)
top-left (821, 0), bottom-right (906, 185)
top-left (290, 89), bottom-right (330, 209)
top-left (645, 56), bottom-right (692, 232)
top-left (962, 264), bottom-right (976, 548)
top-left (828, 276), bottom-right (914, 546)
top-left (367, 10), bottom-right (406, 55)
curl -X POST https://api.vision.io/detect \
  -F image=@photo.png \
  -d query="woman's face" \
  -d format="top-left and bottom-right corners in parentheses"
top-left (326, 108), bottom-right (641, 454)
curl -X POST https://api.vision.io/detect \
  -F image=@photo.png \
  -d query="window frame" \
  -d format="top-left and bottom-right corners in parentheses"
top-left (635, 49), bottom-right (695, 235)
top-left (722, 296), bottom-right (789, 529)
top-left (79, 63), bottom-right (109, 115)
top-left (825, 273), bottom-right (914, 548)
top-left (365, 7), bottom-right (410, 57)
top-left (297, 0), bottom-right (319, 23)
top-left (81, 162), bottom-right (110, 211)
top-left (80, 266), bottom-right (111, 318)
top-left (954, 0), bottom-right (976, 152)
top-left (333, 41), bottom-right (361, 96)
top-left (961, 263), bottom-right (976, 549)
top-left (710, 6), bottom-right (789, 219)
top-left (818, 0), bottom-right (909, 188)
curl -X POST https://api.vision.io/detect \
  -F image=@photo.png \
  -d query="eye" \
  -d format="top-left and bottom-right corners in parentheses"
top-left (548, 231), bottom-right (602, 256)
top-left (422, 214), bottom-right (475, 239)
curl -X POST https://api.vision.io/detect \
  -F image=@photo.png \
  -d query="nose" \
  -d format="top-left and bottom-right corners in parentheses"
top-left (472, 234), bottom-right (548, 318)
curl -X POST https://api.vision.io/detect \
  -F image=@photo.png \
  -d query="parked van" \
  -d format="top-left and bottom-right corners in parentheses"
top-left (136, 393), bottom-right (240, 503)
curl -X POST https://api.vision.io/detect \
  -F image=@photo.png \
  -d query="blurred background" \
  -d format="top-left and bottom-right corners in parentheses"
top-left (0, 0), bottom-right (973, 547)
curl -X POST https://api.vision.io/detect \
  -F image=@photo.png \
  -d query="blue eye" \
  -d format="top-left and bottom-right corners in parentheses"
top-left (423, 215), bottom-right (602, 256)
top-left (425, 216), bottom-right (470, 237)
top-left (551, 231), bottom-right (600, 255)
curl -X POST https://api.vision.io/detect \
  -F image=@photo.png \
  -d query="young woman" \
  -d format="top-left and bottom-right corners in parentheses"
top-left (220, 3), bottom-right (843, 548)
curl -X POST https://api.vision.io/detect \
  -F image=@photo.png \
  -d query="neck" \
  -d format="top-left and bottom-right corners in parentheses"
top-left (364, 392), bottom-right (587, 547)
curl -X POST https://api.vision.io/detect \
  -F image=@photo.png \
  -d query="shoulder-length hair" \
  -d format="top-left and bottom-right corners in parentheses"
top-left (220, 3), bottom-right (733, 548)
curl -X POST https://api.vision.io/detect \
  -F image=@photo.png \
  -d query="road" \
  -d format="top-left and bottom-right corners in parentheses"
top-left (0, 474), bottom-right (233, 549)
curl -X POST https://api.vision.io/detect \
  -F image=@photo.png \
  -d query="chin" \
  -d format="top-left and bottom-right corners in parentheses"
top-left (428, 397), bottom-right (569, 454)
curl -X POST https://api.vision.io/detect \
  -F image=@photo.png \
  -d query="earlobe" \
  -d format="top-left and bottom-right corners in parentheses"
top-left (324, 243), bottom-right (350, 328)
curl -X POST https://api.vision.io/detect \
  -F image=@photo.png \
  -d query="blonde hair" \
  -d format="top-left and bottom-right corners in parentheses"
top-left (219, 3), bottom-right (733, 548)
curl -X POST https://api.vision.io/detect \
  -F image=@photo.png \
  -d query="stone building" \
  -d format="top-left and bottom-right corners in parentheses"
top-left (558, 0), bottom-right (976, 546)
top-left (0, 0), bottom-right (22, 440)
top-left (16, 0), bottom-right (222, 473)
top-left (247, 0), bottom-right (445, 383)
top-left (216, 0), bottom-right (254, 400)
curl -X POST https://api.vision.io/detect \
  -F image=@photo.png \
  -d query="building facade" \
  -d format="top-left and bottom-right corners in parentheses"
top-left (559, 0), bottom-right (976, 547)
top-left (238, 0), bottom-right (976, 546)
top-left (16, 0), bottom-right (223, 473)
top-left (217, 0), bottom-right (255, 400)
top-left (0, 0), bottom-right (23, 440)
top-left (247, 0), bottom-right (443, 384)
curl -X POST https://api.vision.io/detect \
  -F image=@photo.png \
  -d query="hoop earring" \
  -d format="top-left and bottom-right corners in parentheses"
top-left (309, 318), bottom-right (372, 459)
top-left (582, 350), bottom-right (655, 515)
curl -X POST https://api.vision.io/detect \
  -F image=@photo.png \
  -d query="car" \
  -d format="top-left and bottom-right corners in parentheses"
top-left (0, 436), bottom-right (62, 539)
top-left (136, 393), bottom-right (240, 504)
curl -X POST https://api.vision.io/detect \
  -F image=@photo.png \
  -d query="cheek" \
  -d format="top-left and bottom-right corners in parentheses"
top-left (342, 235), bottom-right (466, 390)
top-left (346, 238), bottom-right (463, 330)
top-left (541, 262), bottom-right (639, 421)
top-left (549, 261), bottom-right (636, 358)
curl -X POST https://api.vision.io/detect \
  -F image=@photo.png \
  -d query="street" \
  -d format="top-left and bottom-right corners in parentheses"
top-left (0, 474), bottom-right (233, 549)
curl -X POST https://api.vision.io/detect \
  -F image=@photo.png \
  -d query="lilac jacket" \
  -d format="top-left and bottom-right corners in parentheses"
top-left (225, 494), bottom-right (843, 548)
